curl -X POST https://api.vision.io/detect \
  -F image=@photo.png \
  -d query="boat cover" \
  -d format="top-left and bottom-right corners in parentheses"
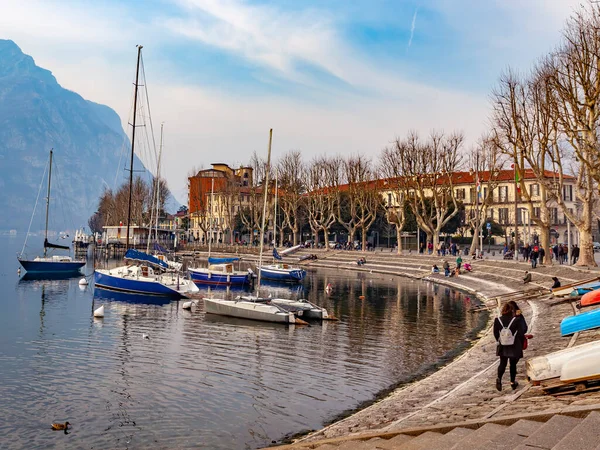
top-left (124, 249), bottom-right (169, 269)
top-left (208, 257), bottom-right (240, 264)
top-left (153, 243), bottom-right (169, 253)
top-left (44, 238), bottom-right (70, 250)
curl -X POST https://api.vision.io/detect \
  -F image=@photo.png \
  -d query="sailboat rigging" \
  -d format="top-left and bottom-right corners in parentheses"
top-left (93, 45), bottom-right (197, 298)
top-left (18, 150), bottom-right (86, 274)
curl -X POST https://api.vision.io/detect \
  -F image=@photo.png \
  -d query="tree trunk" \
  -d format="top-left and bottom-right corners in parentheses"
top-left (396, 226), bottom-right (403, 254)
top-left (539, 224), bottom-right (552, 265)
top-left (323, 228), bottom-right (330, 251)
top-left (361, 227), bottom-right (368, 253)
top-left (576, 225), bottom-right (596, 267)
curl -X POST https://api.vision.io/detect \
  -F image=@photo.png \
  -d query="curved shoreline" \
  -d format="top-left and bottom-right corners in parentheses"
top-left (247, 249), bottom-right (600, 448)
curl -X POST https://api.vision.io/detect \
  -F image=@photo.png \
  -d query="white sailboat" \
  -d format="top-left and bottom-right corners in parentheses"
top-left (93, 45), bottom-right (197, 299)
top-left (203, 129), bottom-right (299, 323)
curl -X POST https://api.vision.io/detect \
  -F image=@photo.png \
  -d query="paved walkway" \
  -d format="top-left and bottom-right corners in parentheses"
top-left (256, 250), bottom-right (600, 448)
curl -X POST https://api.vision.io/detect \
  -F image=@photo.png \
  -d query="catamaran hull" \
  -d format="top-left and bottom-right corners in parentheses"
top-left (18, 259), bottom-right (85, 273)
top-left (259, 267), bottom-right (306, 282)
top-left (188, 269), bottom-right (250, 286)
top-left (94, 270), bottom-right (188, 298)
top-left (203, 298), bottom-right (296, 323)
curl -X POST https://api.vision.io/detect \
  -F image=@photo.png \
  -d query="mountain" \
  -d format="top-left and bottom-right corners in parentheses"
top-left (0, 39), bottom-right (161, 232)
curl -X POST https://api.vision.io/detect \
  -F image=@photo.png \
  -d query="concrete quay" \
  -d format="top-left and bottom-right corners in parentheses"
top-left (251, 249), bottom-right (600, 449)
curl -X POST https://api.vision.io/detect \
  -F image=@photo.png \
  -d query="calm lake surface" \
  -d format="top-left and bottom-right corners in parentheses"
top-left (0, 235), bottom-right (487, 449)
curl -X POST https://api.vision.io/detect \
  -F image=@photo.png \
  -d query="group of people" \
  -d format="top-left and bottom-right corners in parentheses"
top-left (521, 244), bottom-right (544, 268)
top-left (552, 243), bottom-right (579, 265)
top-left (432, 255), bottom-right (472, 277)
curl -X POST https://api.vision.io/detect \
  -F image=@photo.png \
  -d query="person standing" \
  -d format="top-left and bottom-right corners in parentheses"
top-left (530, 246), bottom-right (539, 269)
top-left (443, 260), bottom-right (450, 277)
top-left (494, 301), bottom-right (528, 391)
top-left (538, 246), bottom-right (545, 265)
top-left (572, 244), bottom-right (580, 265)
top-left (456, 255), bottom-right (462, 271)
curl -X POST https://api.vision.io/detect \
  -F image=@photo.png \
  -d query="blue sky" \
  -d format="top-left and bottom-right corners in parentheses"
top-left (1, 0), bottom-right (580, 203)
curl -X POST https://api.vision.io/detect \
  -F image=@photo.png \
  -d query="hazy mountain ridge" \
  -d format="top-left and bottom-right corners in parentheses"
top-left (0, 39), bottom-right (154, 232)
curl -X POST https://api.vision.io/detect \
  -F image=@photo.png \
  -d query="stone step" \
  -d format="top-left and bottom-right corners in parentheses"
top-left (481, 420), bottom-right (543, 450)
top-left (367, 433), bottom-right (413, 449)
top-left (514, 415), bottom-right (582, 450)
top-left (449, 423), bottom-right (507, 450)
top-left (552, 411), bottom-right (600, 450)
top-left (331, 437), bottom-right (389, 450)
top-left (432, 427), bottom-right (475, 449)
top-left (393, 431), bottom-right (443, 449)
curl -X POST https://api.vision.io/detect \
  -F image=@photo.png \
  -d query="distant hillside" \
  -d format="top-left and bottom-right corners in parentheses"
top-left (0, 39), bottom-right (166, 232)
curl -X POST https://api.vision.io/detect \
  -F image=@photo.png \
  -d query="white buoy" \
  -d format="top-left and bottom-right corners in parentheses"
top-left (93, 305), bottom-right (105, 318)
top-left (79, 278), bottom-right (88, 286)
top-left (17, 268), bottom-right (21, 275)
top-left (182, 301), bottom-right (193, 310)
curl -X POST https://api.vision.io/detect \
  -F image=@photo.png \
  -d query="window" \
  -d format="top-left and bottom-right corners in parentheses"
top-left (456, 188), bottom-right (466, 200)
top-left (550, 208), bottom-right (558, 225)
top-left (469, 187), bottom-right (475, 202)
top-left (499, 208), bottom-right (509, 225)
top-left (533, 207), bottom-right (540, 218)
top-left (563, 185), bottom-right (573, 202)
top-left (530, 183), bottom-right (540, 197)
top-left (483, 187), bottom-right (488, 201)
top-left (489, 208), bottom-right (494, 220)
top-left (498, 186), bottom-right (508, 202)
top-left (387, 193), bottom-right (392, 207)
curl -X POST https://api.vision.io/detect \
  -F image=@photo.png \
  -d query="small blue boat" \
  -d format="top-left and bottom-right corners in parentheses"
top-left (572, 283), bottom-right (600, 296)
top-left (561, 308), bottom-right (600, 336)
top-left (188, 262), bottom-right (250, 286)
top-left (259, 263), bottom-right (306, 283)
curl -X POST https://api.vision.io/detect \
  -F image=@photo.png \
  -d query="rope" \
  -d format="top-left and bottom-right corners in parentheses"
top-left (21, 160), bottom-right (48, 257)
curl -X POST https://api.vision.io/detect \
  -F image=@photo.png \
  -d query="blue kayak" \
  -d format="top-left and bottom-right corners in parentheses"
top-left (561, 307), bottom-right (600, 336)
top-left (572, 283), bottom-right (600, 296)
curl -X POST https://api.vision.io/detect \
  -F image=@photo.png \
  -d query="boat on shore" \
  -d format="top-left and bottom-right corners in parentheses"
top-left (526, 339), bottom-right (600, 381)
top-left (552, 277), bottom-right (600, 297)
top-left (580, 289), bottom-right (600, 308)
top-left (560, 349), bottom-right (600, 383)
top-left (561, 308), bottom-right (600, 336)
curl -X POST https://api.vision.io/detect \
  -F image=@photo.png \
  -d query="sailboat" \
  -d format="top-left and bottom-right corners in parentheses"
top-left (93, 45), bottom-right (198, 299)
top-left (18, 150), bottom-right (86, 274)
top-left (187, 177), bottom-right (251, 286)
top-left (203, 130), bottom-right (299, 323)
top-left (258, 171), bottom-right (306, 283)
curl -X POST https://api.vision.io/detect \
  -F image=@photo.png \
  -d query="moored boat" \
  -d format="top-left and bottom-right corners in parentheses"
top-left (526, 339), bottom-right (600, 381)
top-left (259, 263), bottom-right (306, 282)
top-left (266, 297), bottom-right (329, 320)
top-left (188, 260), bottom-right (250, 286)
top-left (203, 297), bottom-right (297, 323)
top-left (561, 308), bottom-right (600, 336)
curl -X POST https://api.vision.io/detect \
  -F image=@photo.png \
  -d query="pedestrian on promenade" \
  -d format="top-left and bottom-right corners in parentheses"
top-left (494, 301), bottom-right (528, 391)
top-left (558, 245), bottom-right (564, 264)
top-left (572, 245), bottom-right (579, 265)
top-left (530, 246), bottom-right (539, 269)
top-left (443, 260), bottom-right (450, 277)
top-left (431, 264), bottom-right (439, 273)
top-left (539, 246), bottom-right (545, 265)
top-left (428, 242), bottom-right (433, 254)
top-left (523, 271), bottom-right (532, 283)
top-left (551, 277), bottom-right (561, 289)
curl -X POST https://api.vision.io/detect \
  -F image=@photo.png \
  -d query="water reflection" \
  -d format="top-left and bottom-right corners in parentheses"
top-left (1, 236), bottom-right (488, 449)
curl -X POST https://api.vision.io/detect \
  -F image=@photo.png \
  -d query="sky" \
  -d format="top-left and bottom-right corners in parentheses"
top-left (1, 0), bottom-right (582, 204)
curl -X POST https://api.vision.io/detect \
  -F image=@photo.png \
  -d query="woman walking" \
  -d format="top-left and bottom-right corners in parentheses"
top-left (493, 301), bottom-right (528, 391)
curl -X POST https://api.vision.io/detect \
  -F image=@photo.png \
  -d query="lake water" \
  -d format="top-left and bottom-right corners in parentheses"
top-left (0, 235), bottom-right (487, 449)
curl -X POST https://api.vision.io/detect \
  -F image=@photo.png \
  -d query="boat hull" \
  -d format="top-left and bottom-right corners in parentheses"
top-left (526, 340), bottom-right (600, 381)
top-left (259, 266), bottom-right (306, 282)
top-left (18, 258), bottom-right (85, 274)
top-left (188, 268), bottom-right (250, 286)
top-left (203, 298), bottom-right (296, 323)
top-left (94, 269), bottom-right (190, 298)
top-left (553, 277), bottom-right (600, 297)
top-left (561, 349), bottom-right (600, 383)
top-left (561, 308), bottom-right (600, 336)
top-left (581, 289), bottom-right (600, 308)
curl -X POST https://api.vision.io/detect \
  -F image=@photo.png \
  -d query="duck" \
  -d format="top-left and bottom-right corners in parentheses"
top-left (51, 422), bottom-right (70, 431)
top-left (142, 333), bottom-right (150, 340)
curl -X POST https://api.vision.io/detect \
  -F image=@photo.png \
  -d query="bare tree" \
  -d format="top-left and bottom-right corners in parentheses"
top-left (305, 156), bottom-right (340, 250)
top-left (238, 151), bottom-right (272, 243)
top-left (380, 146), bottom-right (408, 254)
top-left (394, 130), bottom-right (464, 250)
top-left (277, 150), bottom-right (305, 246)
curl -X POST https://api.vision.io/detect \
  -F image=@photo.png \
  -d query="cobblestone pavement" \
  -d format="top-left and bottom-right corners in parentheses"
top-left (277, 251), bottom-right (600, 445)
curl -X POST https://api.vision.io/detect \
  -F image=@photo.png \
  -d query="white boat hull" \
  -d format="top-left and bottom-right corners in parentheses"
top-left (269, 298), bottom-right (329, 320)
top-left (526, 339), bottom-right (600, 381)
top-left (203, 298), bottom-right (296, 323)
top-left (560, 349), bottom-right (600, 383)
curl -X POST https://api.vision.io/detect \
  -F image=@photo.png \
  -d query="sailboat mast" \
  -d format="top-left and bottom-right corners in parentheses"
top-left (155, 123), bottom-right (163, 245)
top-left (273, 169), bottom-right (278, 251)
top-left (257, 129), bottom-right (273, 290)
top-left (43, 149), bottom-right (53, 257)
top-left (126, 44), bottom-right (143, 250)
top-left (208, 177), bottom-right (214, 258)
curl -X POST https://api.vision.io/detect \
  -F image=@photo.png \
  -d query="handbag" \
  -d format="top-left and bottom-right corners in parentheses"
top-left (522, 337), bottom-right (528, 350)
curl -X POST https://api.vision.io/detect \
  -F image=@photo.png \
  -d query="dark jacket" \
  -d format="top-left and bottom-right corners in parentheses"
top-left (493, 313), bottom-right (528, 359)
